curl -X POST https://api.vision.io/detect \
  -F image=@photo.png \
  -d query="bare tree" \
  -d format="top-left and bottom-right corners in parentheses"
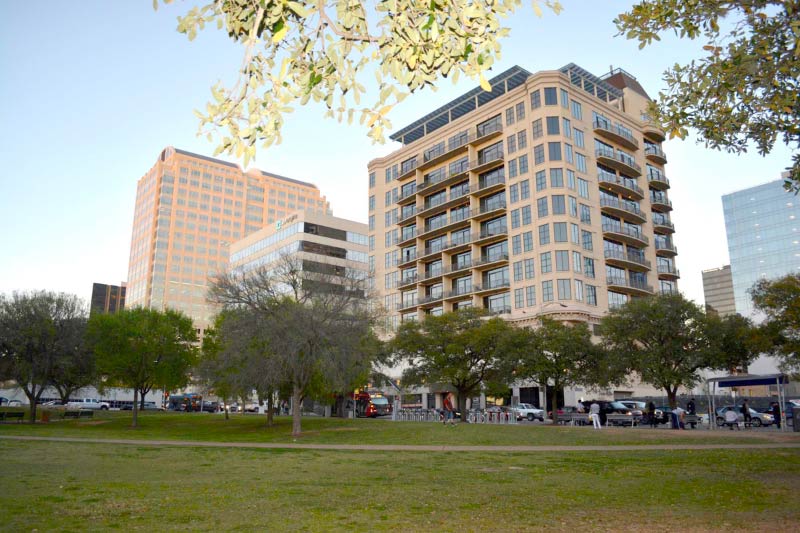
top-left (209, 255), bottom-right (379, 436)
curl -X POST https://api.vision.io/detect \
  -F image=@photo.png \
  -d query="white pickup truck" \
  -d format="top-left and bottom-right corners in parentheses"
top-left (513, 403), bottom-right (545, 422)
top-left (66, 398), bottom-right (110, 410)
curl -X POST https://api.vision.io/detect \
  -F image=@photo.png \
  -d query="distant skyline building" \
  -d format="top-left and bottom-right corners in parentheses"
top-left (701, 265), bottom-right (736, 316)
top-left (722, 174), bottom-right (800, 319)
top-left (90, 282), bottom-right (126, 315)
top-left (126, 147), bottom-right (331, 332)
top-left (229, 210), bottom-right (369, 296)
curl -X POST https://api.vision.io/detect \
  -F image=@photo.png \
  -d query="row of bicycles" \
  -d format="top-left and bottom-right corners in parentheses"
top-left (394, 408), bottom-right (518, 424)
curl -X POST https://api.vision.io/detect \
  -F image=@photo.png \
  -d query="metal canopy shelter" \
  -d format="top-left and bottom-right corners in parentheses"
top-left (706, 374), bottom-right (789, 431)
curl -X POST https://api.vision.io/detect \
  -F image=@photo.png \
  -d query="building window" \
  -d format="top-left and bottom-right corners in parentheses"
top-left (526, 285), bottom-right (536, 305)
top-left (575, 129), bottom-right (585, 149)
top-left (555, 250), bottom-right (569, 271)
top-left (535, 171), bottom-right (547, 191)
top-left (548, 142), bottom-right (562, 161)
top-left (550, 168), bottom-right (564, 187)
top-left (520, 179), bottom-right (530, 199)
top-left (553, 222), bottom-right (568, 242)
top-left (507, 134), bottom-right (517, 154)
top-left (575, 279), bottom-right (584, 301)
top-left (542, 280), bottom-right (554, 302)
top-left (516, 101), bottom-right (525, 120)
top-left (517, 130), bottom-right (527, 149)
top-left (523, 231), bottom-right (534, 251)
top-left (521, 206), bottom-right (532, 226)
top-left (532, 119), bottom-right (543, 139)
top-left (546, 116), bottom-right (560, 135)
top-left (578, 178), bottom-right (589, 199)
top-left (514, 261), bottom-right (523, 281)
top-left (540, 251), bottom-right (552, 273)
top-left (572, 251), bottom-right (582, 273)
top-left (582, 230), bottom-right (593, 251)
top-left (544, 87), bottom-right (558, 105)
top-left (506, 107), bottom-right (515, 126)
top-left (537, 197), bottom-right (549, 217)
top-left (586, 285), bottom-right (597, 305)
top-left (552, 195), bottom-right (566, 215)
top-left (583, 257), bottom-right (595, 278)
top-left (511, 209), bottom-right (521, 229)
top-left (524, 258), bottom-right (535, 279)
top-left (369, 172), bottom-right (375, 188)
top-left (557, 279), bottom-right (572, 300)
top-left (534, 144), bottom-right (545, 165)
top-left (570, 100), bottom-right (582, 120)
top-left (515, 288), bottom-right (524, 309)
top-left (509, 184), bottom-right (519, 203)
top-left (512, 234), bottom-right (522, 254)
top-left (369, 195), bottom-right (375, 211)
top-left (518, 154), bottom-right (529, 174)
top-left (538, 223), bottom-right (550, 245)
top-left (531, 90), bottom-right (541, 109)
top-left (560, 88), bottom-right (569, 108)
top-left (580, 204), bottom-right (591, 224)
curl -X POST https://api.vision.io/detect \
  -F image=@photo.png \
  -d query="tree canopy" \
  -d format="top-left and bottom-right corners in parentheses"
top-left (88, 308), bottom-right (197, 427)
top-left (390, 308), bottom-right (514, 421)
top-left (209, 255), bottom-right (378, 436)
top-left (616, 1), bottom-right (800, 191)
top-left (0, 291), bottom-right (88, 422)
top-left (600, 293), bottom-right (757, 407)
top-left (750, 273), bottom-right (800, 373)
top-left (507, 318), bottom-right (618, 417)
top-left (157, 0), bottom-right (562, 164)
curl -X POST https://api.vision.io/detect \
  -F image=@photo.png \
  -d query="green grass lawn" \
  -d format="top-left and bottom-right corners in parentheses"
top-left (2, 410), bottom-right (798, 446)
top-left (1, 439), bottom-right (798, 532)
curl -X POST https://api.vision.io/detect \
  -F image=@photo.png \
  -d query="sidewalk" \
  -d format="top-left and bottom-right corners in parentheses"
top-left (2, 434), bottom-right (799, 452)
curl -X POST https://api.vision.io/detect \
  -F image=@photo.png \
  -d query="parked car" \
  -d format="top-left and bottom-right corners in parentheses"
top-left (584, 400), bottom-right (637, 425)
top-left (121, 401), bottom-right (163, 411)
top-left (513, 403), bottom-right (545, 422)
top-left (66, 398), bottom-right (110, 410)
top-left (7, 399), bottom-right (26, 407)
top-left (620, 401), bottom-right (666, 424)
top-left (0, 397), bottom-right (9, 406)
top-left (41, 400), bottom-right (67, 408)
top-left (715, 406), bottom-right (774, 427)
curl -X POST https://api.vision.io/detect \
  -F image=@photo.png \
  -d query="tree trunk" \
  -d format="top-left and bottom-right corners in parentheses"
top-left (139, 389), bottom-right (147, 410)
top-left (291, 385), bottom-right (303, 437)
top-left (56, 386), bottom-right (74, 405)
top-left (667, 387), bottom-right (677, 409)
top-left (456, 389), bottom-right (468, 422)
top-left (224, 402), bottom-right (229, 420)
top-left (23, 387), bottom-right (39, 423)
top-left (550, 385), bottom-right (559, 421)
top-left (132, 387), bottom-right (139, 428)
top-left (266, 393), bottom-right (274, 427)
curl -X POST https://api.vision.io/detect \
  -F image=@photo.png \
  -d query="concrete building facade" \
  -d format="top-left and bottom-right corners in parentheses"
top-left (126, 147), bottom-right (331, 332)
top-left (701, 265), bottom-right (736, 316)
top-left (368, 64), bottom-right (678, 336)
top-left (229, 210), bottom-right (369, 292)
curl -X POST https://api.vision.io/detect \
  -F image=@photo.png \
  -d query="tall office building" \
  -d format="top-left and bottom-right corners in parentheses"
top-left (126, 147), bottom-right (331, 332)
top-left (723, 175), bottom-right (800, 319)
top-left (368, 64), bottom-right (678, 332)
top-left (90, 282), bottom-right (126, 316)
top-left (701, 265), bottom-right (736, 316)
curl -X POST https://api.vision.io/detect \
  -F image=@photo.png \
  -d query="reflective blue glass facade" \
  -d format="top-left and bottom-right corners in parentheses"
top-left (723, 179), bottom-right (800, 317)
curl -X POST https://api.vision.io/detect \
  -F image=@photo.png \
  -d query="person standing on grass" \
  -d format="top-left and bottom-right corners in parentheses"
top-left (687, 398), bottom-right (696, 416)
top-left (647, 401), bottom-right (657, 428)
top-left (772, 402), bottom-right (781, 430)
top-left (673, 405), bottom-right (686, 430)
top-left (589, 400), bottom-right (601, 429)
top-left (741, 400), bottom-right (752, 427)
top-left (443, 392), bottom-right (455, 426)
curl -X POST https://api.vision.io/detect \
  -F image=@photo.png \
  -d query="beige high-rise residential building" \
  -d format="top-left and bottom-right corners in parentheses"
top-left (368, 64), bottom-right (678, 334)
top-left (126, 147), bottom-right (330, 332)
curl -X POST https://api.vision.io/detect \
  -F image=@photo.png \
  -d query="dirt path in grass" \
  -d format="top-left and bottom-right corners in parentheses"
top-left (2, 434), bottom-right (800, 452)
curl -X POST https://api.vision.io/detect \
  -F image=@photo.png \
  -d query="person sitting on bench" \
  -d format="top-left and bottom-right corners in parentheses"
top-left (724, 409), bottom-right (739, 430)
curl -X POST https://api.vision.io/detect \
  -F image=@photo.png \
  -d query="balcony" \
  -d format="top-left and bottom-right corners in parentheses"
top-left (487, 306), bottom-right (512, 316)
top-left (419, 211), bottom-right (472, 241)
top-left (470, 150), bottom-right (505, 175)
top-left (473, 227), bottom-right (508, 246)
top-left (443, 259), bottom-right (473, 276)
top-left (444, 286), bottom-right (474, 300)
top-left (398, 207), bottom-right (417, 225)
top-left (600, 197), bottom-right (647, 224)
top-left (655, 241), bottom-right (678, 256)
top-left (397, 229), bottom-right (417, 247)
top-left (419, 246), bottom-right (444, 261)
top-left (606, 276), bottom-right (654, 296)
top-left (593, 119), bottom-right (639, 151)
top-left (418, 188), bottom-right (471, 219)
top-left (474, 253), bottom-right (510, 270)
top-left (418, 294), bottom-right (444, 307)
top-left (650, 194), bottom-right (673, 212)
top-left (604, 249), bottom-right (651, 272)
top-left (647, 172), bottom-right (670, 191)
top-left (473, 201), bottom-right (507, 221)
top-left (417, 137), bottom-right (471, 172)
top-left (417, 166), bottom-right (469, 195)
top-left (419, 269), bottom-right (444, 285)
top-left (642, 123), bottom-right (666, 143)
top-left (398, 274), bottom-right (419, 289)
top-left (468, 122), bottom-right (503, 147)
top-left (595, 147), bottom-right (642, 176)
top-left (397, 158), bottom-right (419, 180)
top-left (657, 264), bottom-right (681, 280)
top-left (601, 223), bottom-right (649, 247)
top-left (473, 281), bottom-right (510, 295)
top-left (398, 251), bottom-right (417, 268)
top-left (652, 216), bottom-right (675, 234)
top-left (396, 187), bottom-right (417, 207)
top-left (397, 299), bottom-right (418, 312)
top-left (645, 145), bottom-right (667, 165)
top-left (474, 175), bottom-right (506, 198)
top-left (598, 173), bottom-right (645, 200)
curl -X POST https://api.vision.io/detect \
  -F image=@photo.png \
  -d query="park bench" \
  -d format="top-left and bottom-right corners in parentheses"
top-left (63, 410), bottom-right (81, 419)
top-left (79, 410), bottom-right (94, 419)
top-left (0, 411), bottom-right (24, 423)
top-left (572, 413), bottom-right (591, 426)
top-left (605, 413), bottom-right (636, 427)
top-left (556, 413), bottom-right (574, 425)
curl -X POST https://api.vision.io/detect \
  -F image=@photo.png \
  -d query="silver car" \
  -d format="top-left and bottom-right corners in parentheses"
top-left (715, 406), bottom-right (774, 427)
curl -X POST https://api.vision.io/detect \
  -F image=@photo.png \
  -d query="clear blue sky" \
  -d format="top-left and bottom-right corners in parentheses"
top-left (0, 1), bottom-right (793, 306)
